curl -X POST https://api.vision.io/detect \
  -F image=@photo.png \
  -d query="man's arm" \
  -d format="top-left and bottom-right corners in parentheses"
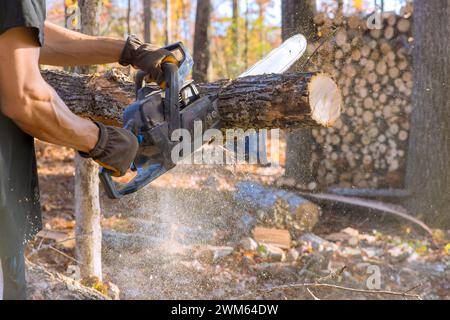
top-left (0, 27), bottom-right (98, 152)
top-left (40, 21), bottom-right (125, 66)
top-left (40, 21), bottom-right (178, 87)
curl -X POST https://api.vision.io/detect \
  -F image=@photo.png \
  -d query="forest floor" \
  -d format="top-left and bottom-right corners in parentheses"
top-left (26, 141), bottom-right (450, 300)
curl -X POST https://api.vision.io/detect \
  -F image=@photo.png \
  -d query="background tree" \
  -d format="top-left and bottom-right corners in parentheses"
top-left (230, 0), bottom-right (240, 77)
top-left (255, 0), bottom-right (270, 59)
top-left (193, 0), bottom-right (212, 82)
top-left (244, 0), bottom-right (250, 69)
top-left (75, 0), bottom-right (103, 281)
top-left (165, 0), bottom-right (172, 45)
top-left (143, 0), bottom-right (152, 42)
top-left (126, 0), bottom-right (131, 36)
top-left (405, 0), bottom-right (450, 226)
top-left (282, 0), bottom-right (316, 185)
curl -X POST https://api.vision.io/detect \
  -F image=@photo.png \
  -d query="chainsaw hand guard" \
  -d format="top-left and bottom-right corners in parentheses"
top-left (99, 63), bottom-right (179, 199)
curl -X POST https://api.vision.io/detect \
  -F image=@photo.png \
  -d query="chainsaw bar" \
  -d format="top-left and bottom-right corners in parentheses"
top-left (238, 34), bottom-right (307, 78)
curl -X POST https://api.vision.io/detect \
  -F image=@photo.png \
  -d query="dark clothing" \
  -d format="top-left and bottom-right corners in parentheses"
top-left (0, 0), bottom-right (46, 46)
top-left (0, 116), bottom-right (42, 256)
top-left (0, 0), bottom-right (45, 257)
top-left (1, 253), bottom-right (27, 300)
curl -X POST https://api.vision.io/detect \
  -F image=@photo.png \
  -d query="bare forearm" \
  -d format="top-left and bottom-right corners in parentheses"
top-left (0, 27), bottom-right (99, 152)
top-left (40, 21), bottom-right (125, 66)
top-left (10, 83), bottom-right (99, 152)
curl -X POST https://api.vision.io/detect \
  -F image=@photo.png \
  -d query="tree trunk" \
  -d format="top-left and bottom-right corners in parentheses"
top-left (336, 0), bottom-right (344, 15)
top-left (76, 0), bottom-right (103, 282)
top-left (193, 0), bottom-right (211, 83)
top-left (282, 0), bottom-right (317, 185)
top-left (42, 69), bottom-right (342, 130)
top-left (143, 0), bottom-right (152, 43)
top-left (285, 130), bottom-right (314, 183)
top-left (231, 0), bottom-right (240, 77)
top-left (165, 0), bottom-right (172, 45)
top-left (244, 0), bottom-right (250, 70)
top-left (74, 156), bottom-right (102, 280)
top-left (257, 1), bottom-right (265, 59)
top-left (405, 0), bottom-right (450, 227)
top-left (126, 0), bottom-right (131, 36)
top-left (234, 181), bottom-right (321, 236)
top-left (281, 0), bottom-right (316, 41)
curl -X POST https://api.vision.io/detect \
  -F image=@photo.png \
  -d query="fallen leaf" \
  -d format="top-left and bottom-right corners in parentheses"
top-left (444, 243), bottom-right (450, 255)
top-left (415, 244), bottom-right (428, 255)
top-left (432, 229), bottom-right (446, 242)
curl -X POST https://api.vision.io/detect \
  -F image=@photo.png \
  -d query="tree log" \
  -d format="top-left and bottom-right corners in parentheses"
top-left (234, 181), bottom-right (321, 236)
top-left (26, 261), bottom-right (108, 300)
top-left (41, 69), bottom-right (342, 129)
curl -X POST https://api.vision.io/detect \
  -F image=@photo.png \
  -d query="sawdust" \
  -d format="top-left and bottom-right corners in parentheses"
top-left (28, 142), bottom-right (450, 300)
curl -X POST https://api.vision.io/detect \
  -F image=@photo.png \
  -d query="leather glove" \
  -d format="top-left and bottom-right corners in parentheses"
top-left (119, 35), bottom-right (178, 88)
top-left (79, 122), bottom-right (139, 177)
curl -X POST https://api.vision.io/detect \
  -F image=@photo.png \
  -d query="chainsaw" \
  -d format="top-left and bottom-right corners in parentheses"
top-left (100, 35), bottom-right (307, 199)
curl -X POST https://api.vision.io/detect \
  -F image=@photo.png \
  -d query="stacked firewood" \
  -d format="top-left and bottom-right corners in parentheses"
top-left (308, 4), bottom-right (413, 189)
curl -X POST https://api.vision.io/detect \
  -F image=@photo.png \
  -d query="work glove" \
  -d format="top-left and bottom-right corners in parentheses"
top-left (119, 35), bottom-right (178, 88)
top-left (79, 122), bottom-right (139, 177)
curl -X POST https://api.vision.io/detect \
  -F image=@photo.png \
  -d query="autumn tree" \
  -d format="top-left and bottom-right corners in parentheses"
top-left (126, 0), bottom-right (131, 36)
top-left (244, 0), bottom-right (250, 69)
top-left (255, 0), bottom-right (271, 59)
top-left (193, 0), bottom-right (212, 82)
top-left (405, 0), bottom-right (450, 226)
top-left (282, 0), bottom-right (316, 185)
top-left (230, 0), bottom-right (240, 77)
top-left (165, 0), bottom-right (172, 45)
top-left (143, 0), bottom-right (152, 42)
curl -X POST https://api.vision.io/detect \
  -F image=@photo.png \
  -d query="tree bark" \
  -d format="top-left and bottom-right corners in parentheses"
top-left (234, 181), bottom-right (321, 236)
top-left (143, 0), bottom-right (152, 43)
top-left (165, 0), bottom-right (172, 45)
top-left (405, 0), bottom-right (450, 227)
top-left (76, 0), bottom-right (103, 282)
top-left (244, 0), bottom-right (250, 69)
top-left (256, 1), bottom-right (266, 59)
top-left (232, 0), bottom-right (239, 52)
top-left (230, 0), bottom-right (240, 77)
top-left (74, 156), bottom-right (103, 281)
top-left (26, 261), bottom-right (108, 300)
top-left (126, 0), bottom-right (131, 36)
top-left (282, 0), bottom-right (317, 184)
top-left (41, 69), bottom-right (342, 130)
top-left (193, 0), bottom-right (211, 82)
top-left (281, 0), bottom-right (316, 41)
top-left (285, 130), bottom-right (314, 183)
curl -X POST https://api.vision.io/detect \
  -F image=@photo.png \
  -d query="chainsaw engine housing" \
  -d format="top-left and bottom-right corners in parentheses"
top-left (100, 43), bottom-right (220, 199)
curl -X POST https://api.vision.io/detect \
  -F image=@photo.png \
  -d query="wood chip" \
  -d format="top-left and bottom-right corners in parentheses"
top-left (253, 227), bottom-right (291, 250)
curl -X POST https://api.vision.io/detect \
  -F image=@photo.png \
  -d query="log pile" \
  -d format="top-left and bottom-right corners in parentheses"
top-left (308, 5), bottom-right (413, 189)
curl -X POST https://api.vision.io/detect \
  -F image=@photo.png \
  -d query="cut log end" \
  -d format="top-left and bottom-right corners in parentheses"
top-left (308, 74), bottom-right (342, 127)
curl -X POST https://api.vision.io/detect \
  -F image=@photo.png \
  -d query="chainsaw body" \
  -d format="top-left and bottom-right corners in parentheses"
top-left (100, 42), bottom-right (220, 199)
